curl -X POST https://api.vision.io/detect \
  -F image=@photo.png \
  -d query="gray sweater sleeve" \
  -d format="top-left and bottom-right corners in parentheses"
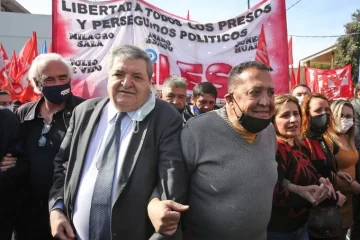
top-left (180, 124), bottom-right (197, 173)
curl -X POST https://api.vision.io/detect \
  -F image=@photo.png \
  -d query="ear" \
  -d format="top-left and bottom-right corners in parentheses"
top-left (191, 95), bottom-right (195, 104)
top-left (224, 93), bottom-right (234, 105)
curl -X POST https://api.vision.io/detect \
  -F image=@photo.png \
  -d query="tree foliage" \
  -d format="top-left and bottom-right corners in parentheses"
top-left (334, 9), bottom-right (360, 85)
top-left (310, 63), bottom-right (331, 70)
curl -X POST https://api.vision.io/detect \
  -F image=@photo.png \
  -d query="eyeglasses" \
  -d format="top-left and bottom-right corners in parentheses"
top-left (38, 122), bottom-right (52, 147)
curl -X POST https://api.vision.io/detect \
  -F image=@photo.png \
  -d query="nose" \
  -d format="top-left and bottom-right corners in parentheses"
top-left (122, 75), bottom-right (133, 89)
top-left (173, 97), bottom-right (179, 105)
top-left (258, 93), bottom-right (270, 106)
top-left (289, 114), bottom-right (296, 122)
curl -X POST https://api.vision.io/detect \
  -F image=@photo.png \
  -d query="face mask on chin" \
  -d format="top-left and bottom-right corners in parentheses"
top-left (41, 82), bottom-right (71, 105)
top-left (231, 94), bottom-right (272, 134)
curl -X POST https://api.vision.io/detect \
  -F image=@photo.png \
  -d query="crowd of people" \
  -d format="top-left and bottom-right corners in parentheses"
top-left (1, 44), bottom-right (360, 240)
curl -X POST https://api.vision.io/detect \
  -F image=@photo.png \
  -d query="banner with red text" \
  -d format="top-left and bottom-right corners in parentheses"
top-left (305, 65), bottom-right (353, 99)
top-left (52, 0), bottom-right (288, 98)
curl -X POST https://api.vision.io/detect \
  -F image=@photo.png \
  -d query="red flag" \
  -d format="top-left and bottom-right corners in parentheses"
top-left (19, 31), bottom-right (38, 69)
top-left (296, 61), bottom-right (301, 85)
top-left (288, 37), bottom-right (293, 65)
top-left (290, 66), bottom-right (296, 89)
top-left (0, 43), bottom-right (9, 61)
top-left (48, 41), bottom-right (53, 53)
top-left (8, 51), bottom-right (20, 79)
top-left (255, 25), bottom-right (270, 68)
top-left (186, 10), bottom-right (190, 20)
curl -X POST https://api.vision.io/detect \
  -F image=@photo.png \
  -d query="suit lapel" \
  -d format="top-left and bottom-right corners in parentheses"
top-left (113, 116), bottom-right (151, 205)
top-left (69, 98), bottom-right (109, 204)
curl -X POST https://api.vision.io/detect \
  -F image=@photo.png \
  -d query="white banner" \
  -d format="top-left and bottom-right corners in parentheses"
top-left (53, 0), bottom-right (288, 98)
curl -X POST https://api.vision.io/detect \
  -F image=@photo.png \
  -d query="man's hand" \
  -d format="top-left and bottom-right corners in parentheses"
top-left (336, 191), bottom-right (347, 208)
top-left (50, 209), bottom-right (75, 240)
top-left (148, 198), bottom-right (189, 236)
top-left (0, 153), bottom-right (17, 171)
top-left (337, 171), bottom-right (352, 183)
top-left (63, 161), bottom-right (69, 175)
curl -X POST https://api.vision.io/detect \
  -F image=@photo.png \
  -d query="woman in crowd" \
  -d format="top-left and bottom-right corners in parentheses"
top-left (329, 100), bottom-right (360, 240)
top-left (267, 94), bottom-right (328, 240)
top-left (301, 93), bottom-right (351, 240)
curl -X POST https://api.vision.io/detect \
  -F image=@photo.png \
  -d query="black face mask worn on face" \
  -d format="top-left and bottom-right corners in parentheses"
top-left (41, 82), bottom-right (71, 105)
top-left (231, 95), bottom-right (272, 134)
top-left (310, 113), bottom-right (330, 134)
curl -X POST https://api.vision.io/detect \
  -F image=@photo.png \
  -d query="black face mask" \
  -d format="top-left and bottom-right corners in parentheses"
top-left (232, 95), bottom-right (272, 134)
top-left (310, 113), bottom-right (330, 134)
top-left (41, 82), bottom-right (71, 105)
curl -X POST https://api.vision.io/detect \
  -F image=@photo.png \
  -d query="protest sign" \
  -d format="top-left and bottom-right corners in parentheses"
top-left (53, 0), bottom-right (288, 98)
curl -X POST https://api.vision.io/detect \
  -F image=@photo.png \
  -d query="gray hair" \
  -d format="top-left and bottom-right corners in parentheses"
top-left (28, 53), bottom-right (73, 93)
top-left (107, 45), bottom-right (153, 80)
top-left (162, 76), bottom-right (187, 90)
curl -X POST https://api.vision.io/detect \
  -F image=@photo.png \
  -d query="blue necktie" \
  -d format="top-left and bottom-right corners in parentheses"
top-left (89, 112), bottom-right (126, 240)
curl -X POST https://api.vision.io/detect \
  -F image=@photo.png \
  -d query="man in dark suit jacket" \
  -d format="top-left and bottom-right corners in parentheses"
top-left (0, 107), bottom-right (28, 240)
top-left (49, 45), bottom-right (187, 240)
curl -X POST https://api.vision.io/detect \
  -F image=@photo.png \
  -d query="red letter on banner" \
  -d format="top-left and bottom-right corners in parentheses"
top-left (158, 54), bottom-right (170, 86)
top-left (176, 61), bottom-right (203, 89)
top-left (206, 63), bottom-right (232, 98)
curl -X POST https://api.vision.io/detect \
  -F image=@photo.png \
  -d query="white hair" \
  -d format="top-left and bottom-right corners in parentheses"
top-left (28, 53), bottom-right (73, 93)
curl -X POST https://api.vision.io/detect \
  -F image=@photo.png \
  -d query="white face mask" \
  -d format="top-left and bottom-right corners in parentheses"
top-left (296, 95), bottom-right (304, 105)
top-left (6, 105), bottom-right (13, 112)
top-left (338, 118), bottom-right (354, 133)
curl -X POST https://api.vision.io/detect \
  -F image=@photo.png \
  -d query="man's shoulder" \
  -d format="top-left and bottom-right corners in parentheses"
top-left (0, 107), bottom-right (17, 121)
top-left (71, 94), bottom-right (86, 107)
top-left (185, 110), bottom-right (219, 128)
top-left (75, 97), bottom-right (107, 110)
top-left (154, 99), bottom-right (182, 120)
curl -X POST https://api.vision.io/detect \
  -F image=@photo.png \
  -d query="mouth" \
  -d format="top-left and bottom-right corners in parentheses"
top-left (287, 125), bottom-right (298, 131)
top-left (118, 90), bottom-right (135, 95)
top-left (253, 110), bottom-right (270, 118)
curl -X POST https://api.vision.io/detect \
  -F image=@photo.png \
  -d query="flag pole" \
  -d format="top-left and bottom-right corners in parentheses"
top-left (247, 0), bottom-right (250, 9)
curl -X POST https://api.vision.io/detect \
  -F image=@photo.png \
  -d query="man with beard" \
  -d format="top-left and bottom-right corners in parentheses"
top-left (161, 76), bottom-right (191, 123)
top-left (184, 82), bottom-right (218, 117)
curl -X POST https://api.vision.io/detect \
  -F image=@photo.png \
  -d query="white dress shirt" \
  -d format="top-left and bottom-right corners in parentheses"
top-left (72, 102), bottom-right (135, 240)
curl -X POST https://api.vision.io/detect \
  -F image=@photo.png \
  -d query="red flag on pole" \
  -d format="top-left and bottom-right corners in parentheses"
top-left (255, 25), bottom-right (270, 68)
top-left (186, 10), bottom-right (190, 20)
top-left (296, 61), bottom-right (301, 85)
top-left (290, 66), bottom-right (296, 89)
top-left (0, 43), bottom-right (9, 61)
top-left (288, 37), bottom-right (293, 66)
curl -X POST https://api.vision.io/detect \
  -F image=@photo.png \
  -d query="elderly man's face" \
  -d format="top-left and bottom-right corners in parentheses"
top-left (228, 68), bottom-right (275, 119)
top-left (108, 57), bottom-right (151, 112)
top-left (162, 86), bottom-right (187, 111)
top-left (37, 60), bottom-right (70, 87)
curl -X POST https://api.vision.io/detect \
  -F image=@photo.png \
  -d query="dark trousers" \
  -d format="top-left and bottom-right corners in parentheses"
top-left (351, 195), bottom-right (360, 240)
top-left (0, 205), bottom-right (16, 240)
top-left (15, 199), bottom-right (54, 240)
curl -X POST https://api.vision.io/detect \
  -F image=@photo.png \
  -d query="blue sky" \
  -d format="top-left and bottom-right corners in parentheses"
top-left (17, 0), bottom-right (359, 65)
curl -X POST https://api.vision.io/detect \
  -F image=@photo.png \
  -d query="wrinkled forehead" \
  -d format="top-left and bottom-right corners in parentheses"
top-left (233, 68), bottom-right (274, 92)
top-left (38, 60), bottom-right (69, 76)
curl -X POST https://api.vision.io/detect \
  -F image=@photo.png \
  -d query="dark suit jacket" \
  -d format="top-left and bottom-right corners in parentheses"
top-left (49, 97), bottom-right (187, 240)
top-left (0, 107), bottom-right (28, 194)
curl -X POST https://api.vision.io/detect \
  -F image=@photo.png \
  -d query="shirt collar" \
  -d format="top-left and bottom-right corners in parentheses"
top-left (107, 102), bottom-right (136, 123)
